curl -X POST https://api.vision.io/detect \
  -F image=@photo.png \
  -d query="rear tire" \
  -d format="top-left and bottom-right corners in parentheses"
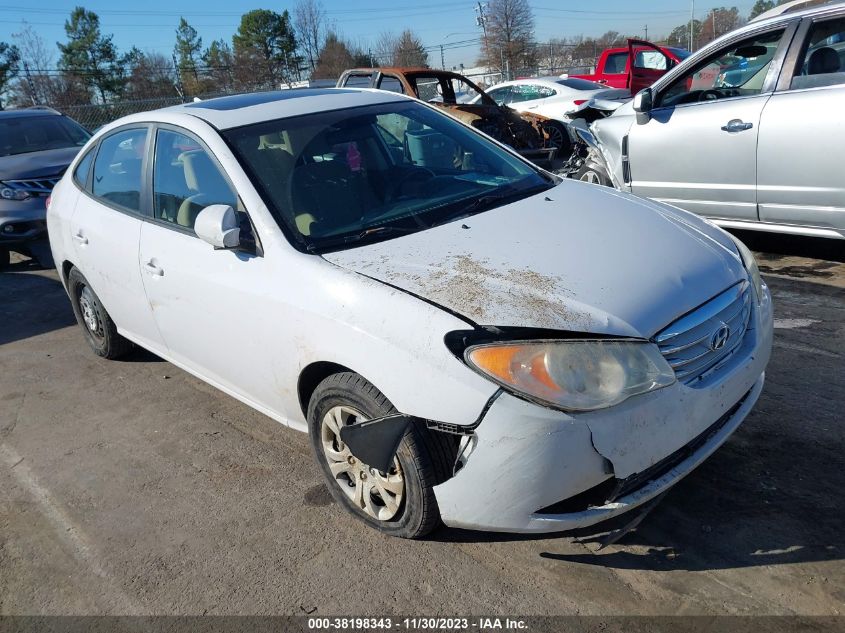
top-left (307, 372), bottom-right (457, 539)
top-left (67, 267), bottom-right (133, 359)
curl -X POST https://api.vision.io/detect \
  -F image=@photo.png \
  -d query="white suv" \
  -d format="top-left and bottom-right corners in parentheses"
top-left (47, 88), bottom-right (772, 537)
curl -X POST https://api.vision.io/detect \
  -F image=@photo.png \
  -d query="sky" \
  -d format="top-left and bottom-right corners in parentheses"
top-left (0, 0), bottom-right (760, 71)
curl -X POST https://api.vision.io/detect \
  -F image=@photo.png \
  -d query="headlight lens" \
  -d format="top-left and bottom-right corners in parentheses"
top-left (466, 340), bottom-right (676, 412)
top-left (0, 185), bottom-right (30, 201)
top-left (730, 235), bottom-right (763, 305)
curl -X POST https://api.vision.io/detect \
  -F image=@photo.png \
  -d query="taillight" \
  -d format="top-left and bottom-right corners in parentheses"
top-left (45, 195), bottom-right (51, 210)
top-left (573, 99), bottom-right (588, 106)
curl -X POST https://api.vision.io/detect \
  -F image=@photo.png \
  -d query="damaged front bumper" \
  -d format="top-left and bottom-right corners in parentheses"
top-left (432, 285), bottom-right (773, 533)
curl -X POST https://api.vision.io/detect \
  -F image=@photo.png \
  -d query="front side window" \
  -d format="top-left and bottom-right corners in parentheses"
top-left (0, 115), bottom-right (90, 158)
top-left (92, 128), bottom-right (147, 213)
top-left (658, 29), bottom-right (785, 107)
top-left (790, 18), bottom-right (845, 89)
top-left (152, 129), bottom-right (237, 229)
top-left (224, 101), bottom-right (552, 252)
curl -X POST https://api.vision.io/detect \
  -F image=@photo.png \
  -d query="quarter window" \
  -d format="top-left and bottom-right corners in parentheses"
top-left (790, 18), bottom-right (845, 90)
top-left (658, 29), bottom-right (785, 107)
top-left (91, 128), bottom-right (147, 213)
top-left (73, 147), bottom-right (95, 189)
top-left (152, 129), bottom-right (237, 230)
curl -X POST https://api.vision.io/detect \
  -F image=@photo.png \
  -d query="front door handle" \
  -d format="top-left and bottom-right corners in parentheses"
top-left (143, 260), bottom-right (164, 277)
top-left (721, 119), bottom-right (753, 133)
top-left (72, 232), bottom-right (88, 245)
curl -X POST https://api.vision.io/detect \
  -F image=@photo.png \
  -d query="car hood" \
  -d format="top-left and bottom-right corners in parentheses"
top-left (323, 181), bottom-right (745, 338)
top-left (0, 146), bottom-right (81, 181)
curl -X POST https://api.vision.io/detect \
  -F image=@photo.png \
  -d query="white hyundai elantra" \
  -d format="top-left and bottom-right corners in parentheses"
top-left (47, 88), bottom-right (772, 538)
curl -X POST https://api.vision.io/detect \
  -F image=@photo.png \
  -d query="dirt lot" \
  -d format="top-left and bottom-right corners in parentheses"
top-left (1, 232), bottom-right (843, 618)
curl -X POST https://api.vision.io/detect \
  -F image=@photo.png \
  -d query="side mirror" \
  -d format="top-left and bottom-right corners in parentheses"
top-left (194, 204), bottom-right (240, 249)
top-left (632, 88), bottom-right (653, 114)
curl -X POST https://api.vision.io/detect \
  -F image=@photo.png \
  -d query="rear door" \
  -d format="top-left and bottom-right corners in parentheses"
top-left (70, 125), bottom-right (165, 350)
top-left (757, 14), bottom-right (845, 235)
top-left (628, 39), bottom-right (674, 93)
top-left (628, 25), bottom-right (794, 221)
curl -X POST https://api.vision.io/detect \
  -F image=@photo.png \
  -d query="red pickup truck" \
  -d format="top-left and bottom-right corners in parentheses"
top-left (572, 39), bottom-right (691, 93)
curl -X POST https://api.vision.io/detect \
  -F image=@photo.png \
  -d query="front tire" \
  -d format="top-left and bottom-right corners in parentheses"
top-left (67, 267), bottom-right (133, 359)
top-left (307, 372), bottom-right (457, 539)
top-left (543, 120), bottom-right (571, 157)
top-left (576, 158), bottom-right (612, 186)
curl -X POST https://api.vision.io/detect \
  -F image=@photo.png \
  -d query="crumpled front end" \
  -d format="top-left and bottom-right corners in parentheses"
top-left (433, 280), bottom-right (773, 533)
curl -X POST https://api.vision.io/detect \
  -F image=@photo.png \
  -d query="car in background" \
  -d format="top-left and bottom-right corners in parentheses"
top-left (572, 40), bottom-right (691, 92)
top-left (472, 77), bottom-right (630, 152)
top-left (564, 0), bottom-right (845, 240)
top-left (47, 88), bottom-right (771, 538)
top-left (0, 107), bottom-right (90, 267)
top-left (337, 67), bottom-right (558, 161)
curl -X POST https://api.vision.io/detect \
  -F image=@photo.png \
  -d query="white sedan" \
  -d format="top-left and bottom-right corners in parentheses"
top-left (475, 77), bottom-right (630, 150)
top-left (47, 88), bottom-right (772, 538)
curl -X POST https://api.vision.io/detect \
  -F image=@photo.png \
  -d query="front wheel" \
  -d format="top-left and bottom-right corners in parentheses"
top-left (575, 158), bottom-right (612, 187)
top-left (67, 267), bottom-right (133, 359)
top-left (307, 372), bottom-right (457, 539)
top-left (542, 120), bottom-right (571, 157)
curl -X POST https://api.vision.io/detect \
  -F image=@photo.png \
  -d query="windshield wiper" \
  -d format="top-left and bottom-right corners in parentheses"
top-left (435, 183), bottom-right (551, 225)
top-left (306, 224), bottom-right (420, 252)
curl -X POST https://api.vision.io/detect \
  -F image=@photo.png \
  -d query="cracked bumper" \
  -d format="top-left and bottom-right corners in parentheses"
top-left (433, 284), bottom-right (773, 533)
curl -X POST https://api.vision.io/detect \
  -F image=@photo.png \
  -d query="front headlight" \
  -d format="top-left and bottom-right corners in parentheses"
top-left (465, 340), bottom-right (676, 412)
top-left (0, 185), bottom-right (31, 201)
top-left (730, 235), bottom-right (763, 305)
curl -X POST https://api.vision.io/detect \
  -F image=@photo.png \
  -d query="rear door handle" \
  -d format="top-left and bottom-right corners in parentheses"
top-left (143, 260), bottom-right (164, 277)
top-left (721, 119), bottom-right (753, 133)
top-left (72, 232), bottom-right (88, 245)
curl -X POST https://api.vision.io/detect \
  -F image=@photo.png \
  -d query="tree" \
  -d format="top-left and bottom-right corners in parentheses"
top-left (478, 0), bottom-right (537, 79)
top-left (700, 7), bottom-right (741, 47)
top-left (392, 30), bottom-right (428, 67)
top-left (125, 49), bottom-right (177, 99)
top-left (233, 9), bottom-right (299, 88)
top-left (174, 17), bottom-right (203, 94)
top-left (749, 0), bottom-right (775, 19)
top-left (203, 39), bottom-right (235, 93)
top-left (294, 0), bottom-right (327, 75)
top-left (58, 7), bottom-right (127, 103)
top-left (313, 31), bottom-right (355, 79)
top-left (0, 42), bottom-right (20, 108)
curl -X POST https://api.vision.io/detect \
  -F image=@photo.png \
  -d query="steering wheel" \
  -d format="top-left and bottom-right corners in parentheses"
top-left (388, 166), bottom-right (436, 200)
top-left (698, 89), bottom-right (722, 102)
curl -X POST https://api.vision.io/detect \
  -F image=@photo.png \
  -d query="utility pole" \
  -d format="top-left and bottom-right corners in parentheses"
top-left (23, 62), bottom-right (38, 105)
top-left (440, 44), bottom-right (445, 70)
top-left (689, 0), bottom-right (695, 51)
top-left (644, 25), bottom-right (648, 40)
top-left (475, 2), bottom-right (493, 74)
top-left (172, 53), bottom-right (185, 101)
top-left (368, 48), bottom-right (374, 67)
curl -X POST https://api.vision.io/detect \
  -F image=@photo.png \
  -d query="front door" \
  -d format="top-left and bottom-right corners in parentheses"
top-left (628, 39), bottom-right (673, 93)
top-left (628, 27), bottom-right (790, 222)
top-left (137, 126), bottom-right (281, 412)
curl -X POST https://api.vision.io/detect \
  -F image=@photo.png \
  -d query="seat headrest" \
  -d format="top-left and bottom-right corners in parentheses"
top-left (808, 47), bottom-right (840, 75)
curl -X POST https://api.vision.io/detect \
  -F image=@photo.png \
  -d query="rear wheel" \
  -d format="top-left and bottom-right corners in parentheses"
top-left (67, 267), bottom-right (133, 359)
top-left (307, 372), bottom-right (457, 539)
top-left (543, 121), bottom-right (571, 157)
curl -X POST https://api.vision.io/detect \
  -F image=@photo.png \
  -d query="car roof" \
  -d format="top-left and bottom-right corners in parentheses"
top-left (750, 0), bottom-right (845, 22)
top-left (0, 108), bottom-right (62, 120)
top-left (159, 88), bottom-right (408, 130)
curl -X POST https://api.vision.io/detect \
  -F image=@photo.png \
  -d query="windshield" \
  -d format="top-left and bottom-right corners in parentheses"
top-left (224, 101), bottom-right (551, 252)
top-left (0, 115), bottom-right (90, 157)
top-left (555, 77), bottom-right (605, 90)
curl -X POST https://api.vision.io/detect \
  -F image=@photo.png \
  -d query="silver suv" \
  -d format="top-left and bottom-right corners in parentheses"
top-left (569, 0), bottom-right (845, 240)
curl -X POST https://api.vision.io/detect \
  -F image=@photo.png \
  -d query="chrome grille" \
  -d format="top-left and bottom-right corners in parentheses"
top-left (655, 282), bottom-right (752, 384)
top-left (4, 176), bottom-right (61, 194)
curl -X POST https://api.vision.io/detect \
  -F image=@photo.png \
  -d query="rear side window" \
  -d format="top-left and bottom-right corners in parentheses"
top-left (73, 147), bottom-right (95, 189)
top-left (790, 18), bottom-right (845, 90)
top-left (92, 128), bottom-right (147, 213)
top-left (378, 76), bottom-right (404, 93)
top-left (604, 52), bottom-right (629, 74)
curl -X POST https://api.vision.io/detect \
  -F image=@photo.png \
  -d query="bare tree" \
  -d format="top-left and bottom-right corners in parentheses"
top-left (294, 0), bottom-right (327, 75)
top-left (478, 0), bottom-right (536, 79)
top-left (374, 31), bottom-right (398, 67)
top-left (10, 23), bottom-right (60, 105)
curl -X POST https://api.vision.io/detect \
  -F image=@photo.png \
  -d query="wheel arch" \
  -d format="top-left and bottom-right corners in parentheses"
top-left (297, 361), bottom-right (356, 419)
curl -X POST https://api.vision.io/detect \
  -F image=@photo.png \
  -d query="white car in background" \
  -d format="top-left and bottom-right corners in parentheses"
top-left (474, 77), bottom-right (630, 151)
top-left (47, 88), bottom-right (771, 538)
